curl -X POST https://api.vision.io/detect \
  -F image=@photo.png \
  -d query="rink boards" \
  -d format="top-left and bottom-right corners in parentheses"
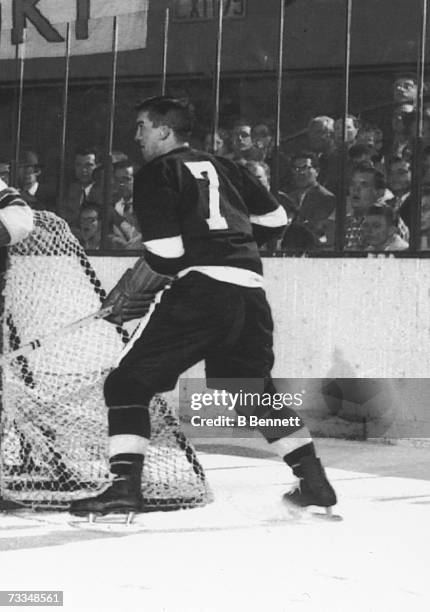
top-left (90, 255), bottom-right (430, 442)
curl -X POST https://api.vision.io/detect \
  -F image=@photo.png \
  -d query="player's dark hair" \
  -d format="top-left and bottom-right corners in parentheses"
top-left (135, 96), bottom-right (195, 141)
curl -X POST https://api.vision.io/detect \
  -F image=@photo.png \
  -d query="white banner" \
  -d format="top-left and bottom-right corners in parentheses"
top-left (0, 0), bottom-right (148, 58)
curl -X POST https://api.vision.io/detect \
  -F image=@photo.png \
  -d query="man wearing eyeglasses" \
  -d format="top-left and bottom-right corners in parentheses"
top-left (287, 151), bottom-right (336, 246)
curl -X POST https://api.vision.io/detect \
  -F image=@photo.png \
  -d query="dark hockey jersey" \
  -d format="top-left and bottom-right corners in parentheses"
top-left (133, 146), bottom-right (286, 281)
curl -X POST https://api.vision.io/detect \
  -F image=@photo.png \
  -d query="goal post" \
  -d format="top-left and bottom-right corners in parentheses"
top-left (0, 211), bottom-right (212, 511)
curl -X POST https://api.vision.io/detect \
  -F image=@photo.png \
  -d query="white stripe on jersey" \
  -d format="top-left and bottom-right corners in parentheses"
top-left (250, 205), bottom-right (287, 228)
top-left (0, 203), bottom-right (33, 245)
top-left (144, 235), bottom-right (185, 258)
top-left (177, 266), bottom-right (264, 288)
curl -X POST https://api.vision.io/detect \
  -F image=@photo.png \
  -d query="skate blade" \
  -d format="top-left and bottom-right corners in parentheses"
top-left (69, 511), bottom-right (145, 533)
top-left (0, 500), bottom-right (28, 513)
top-left (283, 501), bottom-right (342, 522)
top-left (310, 507), bottom-right (343, 522)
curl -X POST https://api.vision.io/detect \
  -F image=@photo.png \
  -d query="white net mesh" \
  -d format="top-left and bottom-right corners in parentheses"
top-left (0, 211), bottom-right (212, 510)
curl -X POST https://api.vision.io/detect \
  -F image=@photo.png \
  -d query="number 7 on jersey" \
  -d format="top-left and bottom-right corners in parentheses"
top-left (185, 161), bottom-right (228, 230)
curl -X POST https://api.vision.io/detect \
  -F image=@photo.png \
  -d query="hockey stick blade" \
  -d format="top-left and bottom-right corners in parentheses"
top-left (0, 305), bottom-right (114, 364)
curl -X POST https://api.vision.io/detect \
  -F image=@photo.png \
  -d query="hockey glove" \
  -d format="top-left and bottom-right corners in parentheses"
top-left (103, 256), bottom-right (172, 325)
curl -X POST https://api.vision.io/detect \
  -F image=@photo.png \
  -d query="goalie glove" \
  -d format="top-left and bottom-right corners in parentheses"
top-left (103, 257), bottom-right (173, 325)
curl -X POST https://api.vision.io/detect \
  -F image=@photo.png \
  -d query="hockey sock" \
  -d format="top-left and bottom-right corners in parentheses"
top-left (108, 404), bottom-right (151, 438)
top-left (283, 442), bottom-right (316, 468)
top-left (110, 453), bottom-right (144, 487)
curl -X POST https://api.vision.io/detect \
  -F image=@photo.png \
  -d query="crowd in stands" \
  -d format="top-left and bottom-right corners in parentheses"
top-left (2, 73), bottom-right (430, 254)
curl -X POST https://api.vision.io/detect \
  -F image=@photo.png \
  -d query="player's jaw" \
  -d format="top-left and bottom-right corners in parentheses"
top-left (136, 133), bottom-right (161, 163)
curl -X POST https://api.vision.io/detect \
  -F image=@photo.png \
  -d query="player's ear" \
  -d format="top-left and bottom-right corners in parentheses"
top-left (159, 125), bottom-right (171, 140)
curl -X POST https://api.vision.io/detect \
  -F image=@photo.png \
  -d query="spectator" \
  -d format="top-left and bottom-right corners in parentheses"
top-left (386, 157), bottom-right (415, 245)
top-left (17, 150), bottom-right (56, 211)
top-left (420, 187), bottom-right (430, 249)
top-left (279, 200), bottom-right (318, 253)
top-left (228, 120), bottom-right (259, 162)
top-left (348, 144), bottom-right (375, 167)
top-left (243, 159), bottom-right (315, 252)
top-left (391, 109), bottom-right (414, 161)
top-left (307, 116), bottom-right (335, 154)
top-left (287, 151), bottom-right (336, 245)
top-left (393, 74), bottom-right (417, 113)
top-left (362, 204), bottom-right (409, 251)
top-left (345, 163), bottom-right (387, 250)
top-left (334, 115), bottom-right (360, 150)
top-left (422, 146), bottom-right (430, 185)
top-left (319, 115), bottom-right (359, 195)
top-left (203, 129), bottom-right (230, 156)
top-left (356, 123), bottom-right (384, 157)
top-left (74, 201), bottom-right (103, 250)
top-left (307, 116), bottom-right (337, 194)
top-left (0, 160), bottom-right (10, 185)
top-left (387, 157), bottom-right (412, 212)
top-left (355, 123), bottom-right (386, 173)
top-left (251, 123), bottom-right (273, 160)
top-left (244, 160), bottom-right (271, 191)
top-left (64, 146), bottom-right (102, 231)
top-left (251, 123), bottom-right (291, 191)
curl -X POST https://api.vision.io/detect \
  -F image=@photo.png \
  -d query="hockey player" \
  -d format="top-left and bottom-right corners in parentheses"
top-left (0, 178), bottom-right (33, 247)
top-left (0, 178), bottom-right (34, 511)
top-left (70, 96), bottom-right (337, 519)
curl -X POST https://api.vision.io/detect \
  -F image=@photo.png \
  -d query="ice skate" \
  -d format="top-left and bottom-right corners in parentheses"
top-left (283, 456), bottom-right (341, 521)
top-left (69, 477), bottom-right (142, 524)
top-left (0, 497), bottom-right (27, 512)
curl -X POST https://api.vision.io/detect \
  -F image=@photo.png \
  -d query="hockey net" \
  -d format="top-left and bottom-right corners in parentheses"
top-left (0, 210), bottom-right (212, 511)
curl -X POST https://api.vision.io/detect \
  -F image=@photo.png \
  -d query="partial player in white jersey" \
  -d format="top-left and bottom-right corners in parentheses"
top-left (0, 178), bottom-right (33, 511)
top-left (0, 178), bottom-right (34, 248)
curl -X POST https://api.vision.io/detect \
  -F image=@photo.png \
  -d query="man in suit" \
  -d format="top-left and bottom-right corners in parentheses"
top-left (287, 151), bottom-right (336, 244)
top-left (63, 146), bottom-right (102, 232)
top-left (17, 151), bottom-right (56, 212)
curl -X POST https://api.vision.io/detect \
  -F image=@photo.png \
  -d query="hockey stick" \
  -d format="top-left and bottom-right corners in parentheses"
top-left (0, 305), bottom-right (114, 365)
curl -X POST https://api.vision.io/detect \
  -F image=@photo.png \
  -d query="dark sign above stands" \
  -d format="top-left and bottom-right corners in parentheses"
top-left (173, 0), bottom-right (246, 22)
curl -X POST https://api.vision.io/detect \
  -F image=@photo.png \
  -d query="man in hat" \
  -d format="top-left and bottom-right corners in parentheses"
top-left (17, 150), bottom-right (56, 212)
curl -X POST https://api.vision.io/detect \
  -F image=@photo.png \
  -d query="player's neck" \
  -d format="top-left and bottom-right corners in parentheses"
top-left (152, 142), bottom-right (190, 162)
